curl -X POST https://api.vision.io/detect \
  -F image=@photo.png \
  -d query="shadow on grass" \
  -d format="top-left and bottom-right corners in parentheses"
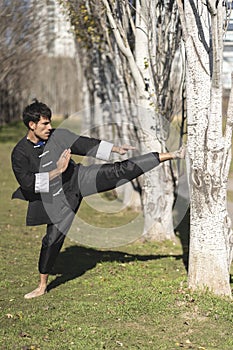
top-left (175, 207), bottom-right (190, 272)
top-left (47, 247), bottom-right (183, 292)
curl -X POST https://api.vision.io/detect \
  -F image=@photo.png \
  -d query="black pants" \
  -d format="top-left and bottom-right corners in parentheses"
top-left (38, 152), bottom-right (160, 274)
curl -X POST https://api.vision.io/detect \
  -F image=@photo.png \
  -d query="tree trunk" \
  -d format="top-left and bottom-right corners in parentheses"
top-left (177, 0), bottom-right (232, 296)
top-left (134, 0), bottom-right (176, 240)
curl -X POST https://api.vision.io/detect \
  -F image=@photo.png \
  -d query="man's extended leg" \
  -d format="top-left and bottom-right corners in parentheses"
top-left (78, 150), bottom-right (184, 197)
top-left (78, 152), bottom-right (161, 197)
top-left (78, 146), bottom-right (186, 197)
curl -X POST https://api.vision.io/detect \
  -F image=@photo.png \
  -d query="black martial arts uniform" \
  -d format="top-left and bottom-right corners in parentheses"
top-left (11, 128), bottom-right (160, 274)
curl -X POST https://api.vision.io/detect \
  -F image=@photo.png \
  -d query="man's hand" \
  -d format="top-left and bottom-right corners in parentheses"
top-left (49, 149), bottom-right (71, 181)
top-left (112, 144), bottom-right (136, 155)
top-left (56, 149), bottom-right (71, 173)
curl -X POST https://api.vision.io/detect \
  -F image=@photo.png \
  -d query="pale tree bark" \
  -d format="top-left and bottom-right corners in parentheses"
top-left (0, 0), bottom-right (42, 124)
top-left (177, 0), bottom-right (233, 296)
top-left (135, 0), bottom-right (176, 240)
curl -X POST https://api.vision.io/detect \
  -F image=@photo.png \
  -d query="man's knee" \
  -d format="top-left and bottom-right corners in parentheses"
top-left (42, 226), bottom-right (65, 247)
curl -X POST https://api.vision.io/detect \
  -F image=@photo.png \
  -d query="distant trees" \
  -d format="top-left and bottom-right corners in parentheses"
top-left (0, 0), bottom-right (81, 123)
top-left (28, 55), bottom-right (82, 116)
top-left (0, 0), bottom-right (42, 124)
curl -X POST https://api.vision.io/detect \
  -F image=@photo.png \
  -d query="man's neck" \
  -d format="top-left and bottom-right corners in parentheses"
top-left (27, 130), bottom-right (40, 144)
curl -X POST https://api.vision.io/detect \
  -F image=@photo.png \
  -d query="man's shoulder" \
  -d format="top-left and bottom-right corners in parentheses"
top-left (51, 128), bottom-right (78, 136)
top-left (49, 128), bottom-right (79, 146)
top-left (12, 136), bottom-right (28, 153)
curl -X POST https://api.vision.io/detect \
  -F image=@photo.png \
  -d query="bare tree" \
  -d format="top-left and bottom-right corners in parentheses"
top-left (177, 0), bottom-right (233, 296)
top-left (0, 0), bottom-right (43, 124)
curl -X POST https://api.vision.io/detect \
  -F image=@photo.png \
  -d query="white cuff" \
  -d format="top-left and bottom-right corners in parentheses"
top-left (96, 141), bottom-right (113, 161)
top-left (35, 173), bottom-right (49, 193)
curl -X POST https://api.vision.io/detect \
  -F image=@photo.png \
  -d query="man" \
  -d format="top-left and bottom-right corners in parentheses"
top-left (11, 99), bottom-right (185, 299)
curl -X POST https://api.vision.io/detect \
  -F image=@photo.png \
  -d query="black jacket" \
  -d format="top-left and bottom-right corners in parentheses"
top-left (11, 128), bottom-right (109, 226)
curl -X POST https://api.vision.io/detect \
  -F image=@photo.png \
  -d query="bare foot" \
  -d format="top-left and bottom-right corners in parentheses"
top-left (24, 286), bottom-right (47, 299)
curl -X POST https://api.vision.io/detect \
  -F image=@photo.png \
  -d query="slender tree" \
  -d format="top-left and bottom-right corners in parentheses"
top-left (0, 0), bottom-right (42, 124)
top-left (177, 0), bottom-right (233, 296)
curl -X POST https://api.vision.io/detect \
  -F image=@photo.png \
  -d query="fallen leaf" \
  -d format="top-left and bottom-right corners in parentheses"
top-left (16, 312), bottom-right (23, 320)
top-left (116, 340), bottom-right (123, 346)
top-left (19, 331), bottom-right (31, 338)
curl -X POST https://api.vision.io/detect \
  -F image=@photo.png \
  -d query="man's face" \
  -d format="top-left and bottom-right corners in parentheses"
top-left (30, 116), bottom-right (52, 141)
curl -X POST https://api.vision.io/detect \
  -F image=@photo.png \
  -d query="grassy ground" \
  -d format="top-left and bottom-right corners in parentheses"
top-left (0, 122), bottom-right (232, 350)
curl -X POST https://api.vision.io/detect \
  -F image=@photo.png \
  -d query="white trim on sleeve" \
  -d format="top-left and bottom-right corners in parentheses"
top-left (96, 141), bottom-right (113, 161)
top-left (35, 172), bottom-right (49, 193)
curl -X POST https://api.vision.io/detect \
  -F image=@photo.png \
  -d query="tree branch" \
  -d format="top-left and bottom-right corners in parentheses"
top-left (206, 0), bottom-right (218, 15)
top-left (176, 0), bottom-right (188, 41)
top-left (101, 0), bottom-right (146, 96)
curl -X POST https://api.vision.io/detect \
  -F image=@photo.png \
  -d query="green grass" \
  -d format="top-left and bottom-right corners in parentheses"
top-left (0, 122), bottom-right (233, 350)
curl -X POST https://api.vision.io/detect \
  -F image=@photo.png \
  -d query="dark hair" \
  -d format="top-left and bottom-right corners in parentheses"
top-left (22, 99), bottom-right (52, 128)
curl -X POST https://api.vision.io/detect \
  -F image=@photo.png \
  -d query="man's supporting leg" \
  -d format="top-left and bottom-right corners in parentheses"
top-left (24, 220), bottom-right (72, 299)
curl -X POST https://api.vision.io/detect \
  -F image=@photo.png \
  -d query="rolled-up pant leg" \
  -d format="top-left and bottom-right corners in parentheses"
top-left (38, 210), bottom-right (75, 274)
top-left (78, 152), bottom-right (160, 197)
top-left (39, 225), bottom-right (64, 274)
